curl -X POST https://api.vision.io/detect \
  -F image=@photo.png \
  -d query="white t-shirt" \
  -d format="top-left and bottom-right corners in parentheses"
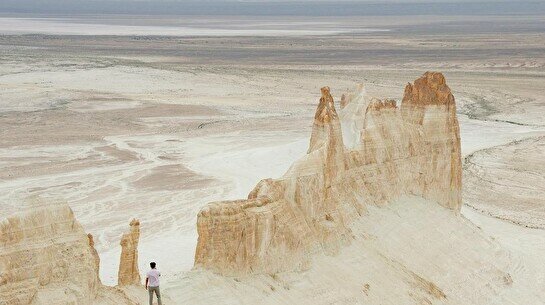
top-left (146, 269), bottom-right (161, 287)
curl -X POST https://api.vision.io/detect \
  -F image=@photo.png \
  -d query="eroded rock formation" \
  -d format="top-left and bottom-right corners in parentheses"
top-left (87, 233), bottom-right (101, 279)
top-left (338, 83), bottom-right (368, 148)
top-left (118, 219), bottom-right (141, 286)
top-left (0, 205), bottom-right (143, 305)
top-left (0, 205), bottom-right (101, 304)
top-left (195, 72), bottom-right (462, 275)
top-left (0, 206), bottom-right (101, 304)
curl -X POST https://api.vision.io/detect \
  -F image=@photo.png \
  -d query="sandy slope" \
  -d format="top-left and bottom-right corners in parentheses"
top-left (464, 136), bottom-right (545, 229)
top-left (464, 206), bottom-right (545, 298)
top-left (164, 197), bottom-right (544, 305)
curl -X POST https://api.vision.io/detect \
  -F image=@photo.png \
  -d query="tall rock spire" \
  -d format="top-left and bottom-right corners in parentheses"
top-left (401, 72), bottom-right (462, 210)
top-left (118, 219), bottom-right (141, 286)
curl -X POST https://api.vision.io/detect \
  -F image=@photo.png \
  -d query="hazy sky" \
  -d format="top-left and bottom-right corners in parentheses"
top-left (1, 0), bottom-right (544, 16)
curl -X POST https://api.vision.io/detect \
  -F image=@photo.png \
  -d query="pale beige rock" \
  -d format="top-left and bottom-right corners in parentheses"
top-left (338, 83), bottom-right (369, 149)
top-left (195, 72), bottom-right (462, 275)
top-left (0, 205), bottom-right (101, 304)
top-left (88, 233), bottom-right (101, 279)
top-left (0, 205), bottom-right (141, 305)
top-left (118, 219), bottom-right (141, 286)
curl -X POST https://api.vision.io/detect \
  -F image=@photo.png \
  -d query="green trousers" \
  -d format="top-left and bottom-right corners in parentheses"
top-left (148, 286), bottom-right (162, 305)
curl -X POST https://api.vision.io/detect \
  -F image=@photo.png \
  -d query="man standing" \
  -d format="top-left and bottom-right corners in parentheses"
top-left (145, 262), bottom-right (162, 305)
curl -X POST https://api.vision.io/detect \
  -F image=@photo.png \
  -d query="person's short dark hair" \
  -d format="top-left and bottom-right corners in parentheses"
top-left (150, 262), bottom-right (156, 269)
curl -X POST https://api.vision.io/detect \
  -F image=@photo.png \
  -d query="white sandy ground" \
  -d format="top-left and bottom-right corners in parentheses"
top-left (0, 17), bottom-right (387, 36)
top-left (0, 55), bottom-right (544, 292)
top-left (0, 105), bottom-right (542, 288)
top-left (457, 115), bottom-right (544, 156)
top-left (163, 197), bottom-right (545, 304)
top-left (462, 207), bottom-right (545, 295)
top-left (463, 137), bottom-right (545, 229)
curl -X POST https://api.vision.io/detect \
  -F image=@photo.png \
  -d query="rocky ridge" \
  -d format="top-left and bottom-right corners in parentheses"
top-left (194, 72), bottom-right (462, 275)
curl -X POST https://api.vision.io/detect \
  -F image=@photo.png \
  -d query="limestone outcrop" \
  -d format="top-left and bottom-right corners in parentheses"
top-left (338, 83), bottom-right (368, 148)
top-left (0, 205), bottom-right (140, 305)
top-left (0, 205), bottom-right (101, 304)
top-left (195, 72), bottom-right (462, 275)
top-left (118, 219), bottom-right (141, 286)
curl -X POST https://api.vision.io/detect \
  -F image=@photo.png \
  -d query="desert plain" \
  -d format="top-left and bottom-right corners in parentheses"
top-left (0, 13), bottom-right (544, 303)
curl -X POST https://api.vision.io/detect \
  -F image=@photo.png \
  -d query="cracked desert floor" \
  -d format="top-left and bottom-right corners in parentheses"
top-left (1, 13), bottom-right (544, 304)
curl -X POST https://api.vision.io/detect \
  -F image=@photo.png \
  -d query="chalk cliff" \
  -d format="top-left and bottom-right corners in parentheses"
top-left (0, 205), bottom-right (140, 305)
top-left (118, 219), bottom-right (141, 286)
top-left (195, 72), bottom-right (462, 275)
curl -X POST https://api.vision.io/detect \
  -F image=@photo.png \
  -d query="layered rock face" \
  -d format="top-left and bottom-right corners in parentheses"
top-left (118, 219), bottom-right (141, 286)
top-left (195, 72), bottom-right (462, 275)
top-left (338, 83), bottom-right (368, 148)
top-left (0, 205), bottom-right (102, 305)
top-left (0, 205), bottom-right (142, 305)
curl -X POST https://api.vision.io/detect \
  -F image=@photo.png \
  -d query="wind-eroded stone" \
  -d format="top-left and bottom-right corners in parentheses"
top-left (0, 205), bottom-right (144, 305)
top-left (118, 219), bottom-right (141, 286)
top-left (194, 72), bottom-right (462, 276)
top-left (0, 205), bottom-right (101, 304)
